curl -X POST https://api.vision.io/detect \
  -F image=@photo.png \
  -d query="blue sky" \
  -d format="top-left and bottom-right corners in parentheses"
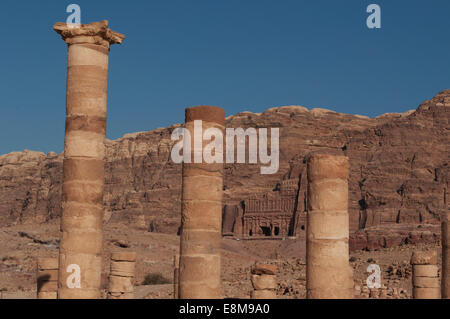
top-left (0, 0), bottom-right (449, 155)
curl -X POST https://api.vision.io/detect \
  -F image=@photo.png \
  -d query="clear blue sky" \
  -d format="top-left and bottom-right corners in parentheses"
top-left (1, 0), bottom-right (449, 155)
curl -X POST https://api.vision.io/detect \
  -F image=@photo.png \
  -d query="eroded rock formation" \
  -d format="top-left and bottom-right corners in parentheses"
top-left (0, 91), bottom-right (448, 249)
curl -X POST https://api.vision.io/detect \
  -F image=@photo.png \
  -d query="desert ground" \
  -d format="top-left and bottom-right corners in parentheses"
top-left (0, 220), bottom-right (440, 299)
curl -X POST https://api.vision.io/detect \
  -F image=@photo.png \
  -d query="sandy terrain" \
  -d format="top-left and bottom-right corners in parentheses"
top-left (0, 221), bottom-right (441, 299)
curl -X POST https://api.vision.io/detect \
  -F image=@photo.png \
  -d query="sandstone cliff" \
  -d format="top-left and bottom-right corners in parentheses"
top-left (0, 91), bottom-right (448, 242)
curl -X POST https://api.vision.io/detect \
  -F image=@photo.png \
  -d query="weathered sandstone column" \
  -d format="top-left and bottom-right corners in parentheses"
top-left (179, 105), bottom-right (225, 299)
top-left (54, 21), bottom-right (125, 299)
top-left (174, 254), bottom-right (180, 299)
top-left (37, 258), bottom-right (59, 299)
top-left (251, 264), bottom-right (277, 299)
top-left (411, 251), bottom-right (440, 299)
top-left (306, 153), bottom-right (354, 299)
top-left (107, 252), bottom-right (136, 299)
top-left (443, 208), bottom-right (449, 299)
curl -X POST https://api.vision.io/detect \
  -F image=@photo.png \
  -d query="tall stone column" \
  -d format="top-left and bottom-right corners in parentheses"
top-left (54, 21), bottom-right (125, 299)
top-left (37, 258), bottom-right (59, 299)
top-left (443, 208), bottom-right (449, 299)
top-left (411, 251), bottom-right (440, 299)
top-left (174, 254), bottom-right (180, 299)
top-left (251, 264), bottom-right (277, 299)
top-left (179, 105), bottom-right (225, 299)
top-left (108, 252), bottom-right (136, 299)
top-left (306, 153), bottom-right (354, 299)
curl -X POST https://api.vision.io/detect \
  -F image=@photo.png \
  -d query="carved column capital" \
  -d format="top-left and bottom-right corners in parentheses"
top-left (54, 20), bottom-right (125, 49)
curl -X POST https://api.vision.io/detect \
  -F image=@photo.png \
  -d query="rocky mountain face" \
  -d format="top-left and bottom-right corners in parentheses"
top-left (0, 91), bottom-right (448, 248)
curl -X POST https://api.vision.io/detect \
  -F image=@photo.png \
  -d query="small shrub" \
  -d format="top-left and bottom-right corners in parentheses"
top-left (142, 273), bottom-right (170, 285)
top-left (349, 256), bottom-right (357, 262)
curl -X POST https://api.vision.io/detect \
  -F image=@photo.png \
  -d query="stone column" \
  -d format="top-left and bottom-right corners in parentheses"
top-left (108, 252), bottom-right (136, 299)
top-left (306, 153), bottom-right (354, 299)
top-left (411, 251), bottom-right (440, 299)
top-left (179, 105), bottom-right (225, 299)
top-left (37, 258), bottom-right (59, 299)
top-left (251, 264), bottom-right (277, 299)
top-left (174, 254), bottom-right (180, 299)
top-left (54, 21), bottom-right (125, 299)
top-left (443, 208), bottom-right (449, 299)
